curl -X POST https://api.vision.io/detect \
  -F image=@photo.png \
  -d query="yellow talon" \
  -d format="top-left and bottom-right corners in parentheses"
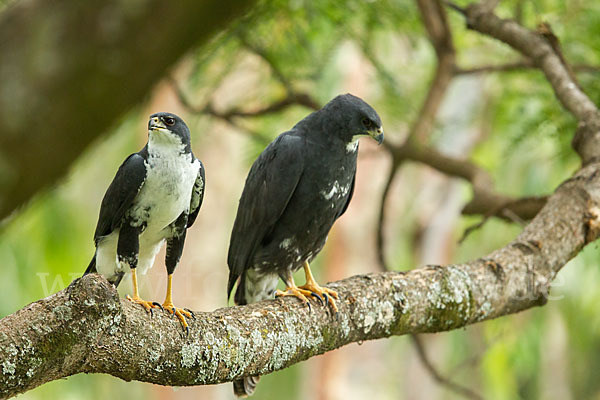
top-left (275, 286), bottom-right (314, 306)
top-left (162, 302), bottom-right (194, 333)
top-left (126, 295), bottom-right (161, 313)
top-left (160, 274), bottom-right (194, 334)
top-left (298, 261), bottom-right (339, 313)
top-left (297, 283), bottom-right (339, 313)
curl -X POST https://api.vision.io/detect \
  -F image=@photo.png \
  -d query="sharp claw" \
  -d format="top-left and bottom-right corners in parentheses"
top-left (185, 326), bottom-right (190, 336)
top-left (311, 292), bottom-right (324, 305)
top-left (306, 301), bottom-right (312, 312)
top-left (185, 308), bottom-right (196, 319)
top-left (152, 302), bottom-right (164, 311)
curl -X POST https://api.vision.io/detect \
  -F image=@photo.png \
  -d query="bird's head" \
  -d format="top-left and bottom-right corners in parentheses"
top-left (324, 93), bottom-right (384, 146)
top-left (148, 112), bottom-right (191, 148)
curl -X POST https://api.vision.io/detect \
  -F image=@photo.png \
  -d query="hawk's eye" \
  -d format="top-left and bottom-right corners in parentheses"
top-left (361, 117), bottom-right (371, 128)
top-left (163, 117), bottom-right (175, 126)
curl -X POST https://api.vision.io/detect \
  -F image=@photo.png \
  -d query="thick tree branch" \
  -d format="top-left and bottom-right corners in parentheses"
top-left (2, 161), bottom-right (600, 398)
top-left (0, 0), bottom-right (257, 221)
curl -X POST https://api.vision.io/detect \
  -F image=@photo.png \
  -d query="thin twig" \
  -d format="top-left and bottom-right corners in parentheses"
top-left (455, 60), bottom-right (534, 75)
top-left (456, 61), bottom-right (600, 75)
top-left (412, 335), bottom-right (484, 400)
top-left (500, 207), bottom-right (527, 226)
top-left (238, 34), bottom-right (294, 94)
top-left (376, 160), bottom-right (400, 272)
top-left (443, 1), bottom-right (467, 15)
top-left (208, 93), bottom-right (320, 119)
top-left (355, 36), bottom-right (404, 97)
top-left (169, 77), bottom-right (319, 142)
top-left (459, 215), bottom-right (492, 244)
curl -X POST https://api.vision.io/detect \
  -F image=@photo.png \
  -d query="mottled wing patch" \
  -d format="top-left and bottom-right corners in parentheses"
top-left (187, 160), bottom-right (205, 228)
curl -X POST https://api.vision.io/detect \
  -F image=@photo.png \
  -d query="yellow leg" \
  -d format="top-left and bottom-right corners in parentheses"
top-left (164, 273), bottom-right (173, 305)
top-left (131, 267), bottom-right (140, 297)
top-left (275, 274), bottom-right (314, 309)
top-left (298, 261), bottom-right (339, 312)
top-left (162, 274), bottom-right (194, 334)
top-left (126, 268), bottom-right (160, 313)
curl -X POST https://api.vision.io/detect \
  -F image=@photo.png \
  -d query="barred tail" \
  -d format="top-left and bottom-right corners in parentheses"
top-left (231, 273), bottom-right (260, 397)
top-left (231, 269), bottom-right (278, 396)
top-left (233, 376), bottom-right (260, 397)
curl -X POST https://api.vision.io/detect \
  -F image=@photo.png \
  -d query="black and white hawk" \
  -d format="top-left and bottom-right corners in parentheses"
top-left (85, 112), bottom-right (205, 333)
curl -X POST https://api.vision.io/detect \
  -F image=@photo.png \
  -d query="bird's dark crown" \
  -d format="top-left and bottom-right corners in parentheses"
top-left (318, 93), bottom-right (383, 144)
top-left (148, 112), bottom-right (191, 147)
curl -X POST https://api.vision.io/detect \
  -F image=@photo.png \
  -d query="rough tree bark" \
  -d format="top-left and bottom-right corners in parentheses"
top-left (1, 159), bottom-right (600, 398)
top-left (0, 0), bottom-right (257, 221)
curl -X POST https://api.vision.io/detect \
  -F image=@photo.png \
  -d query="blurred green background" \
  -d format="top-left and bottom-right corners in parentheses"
top-left (1, 0), bottom-right (600, 399)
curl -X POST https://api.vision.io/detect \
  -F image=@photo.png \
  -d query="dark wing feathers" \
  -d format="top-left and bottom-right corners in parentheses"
top-left (227, 133), bottom-right (304, 296)
top-left (187, 160), bottom-right (205, 228)
top-left (93, 153), bottom-right (146, 242)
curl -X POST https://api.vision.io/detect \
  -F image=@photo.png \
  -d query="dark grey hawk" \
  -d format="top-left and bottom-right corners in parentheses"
top-left (84, 112), bottom-right (205, 333)
top-left (227, 93), bottom-right (383, 396)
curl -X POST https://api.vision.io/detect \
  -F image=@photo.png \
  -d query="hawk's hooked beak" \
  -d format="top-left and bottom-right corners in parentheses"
top-left (369, 126), bottom-right (384, 145)
top-left (149, 117), bottom-right (166, 132)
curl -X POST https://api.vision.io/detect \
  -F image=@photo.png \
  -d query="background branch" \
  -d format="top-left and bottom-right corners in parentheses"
top-left (411, 335), bottom-right (484, 400)
top-left (412, 0), bottom-right (456, 143)
top-left (376, 0), bottom-right (458, 273)
top-left (456, 61), bottom-right (600, 75)
top-left (461, 2), bottom-right (600, 163)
